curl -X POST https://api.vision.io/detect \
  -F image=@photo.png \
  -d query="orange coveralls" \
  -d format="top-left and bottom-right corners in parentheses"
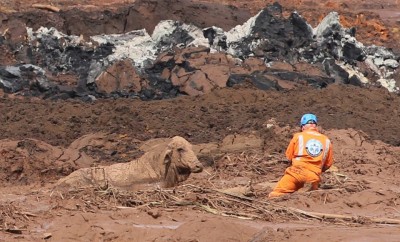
top-left (269, 127), bottom-right (333, 198)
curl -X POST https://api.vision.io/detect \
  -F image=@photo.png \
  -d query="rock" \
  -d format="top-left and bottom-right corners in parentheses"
top-left (242, 57), bottom-right (266, 72)
top-left (170, 66), bottom-right (191, 86)
top-left (364, 57), bottom-right (381, 75)
top-left (383, 59), bottom-right (399, 69)
top-left (203, 26), bottom-right (227, 51)
top-left (341, 37), bottom-right (365, 63)
top-left (365, 45), bottom-right (396, 59)
top-left (374, 57), bottom-right (385, 66)
top-left (95, 60), bottom-right (143, 94)
top-left (200, 64), bottom-right (229, 87)
top-left (43, 233), bottom-right (52, 239)
top-left (225, 2), bottom-right (313, 62)
top-left (377, 78), bottom-right (399, 92)
top-left (1, 3), bottom-right (400, 98)
top-left (91, 29), bottom-right (156, 68)
top-left (0, 64), bottom-right (54, 93)
top-left (147, 209), bottom-right (162, 219)
top-left (181, 70), bottom-right (213, 96)
top-left (314, 12), bottom-right (342, 40)
top-left (268, 61), bottom-right (294, 72)
top-left (323, 58), bottom-right (350, 84)
top-left (152, 20), bottom-right (209, 51)
top-left (250, 72), bottom-right (281, 90)
top-left (337, 63), bottom-right (369, 86)
top-left (160, 68), bottom-right (171, 80)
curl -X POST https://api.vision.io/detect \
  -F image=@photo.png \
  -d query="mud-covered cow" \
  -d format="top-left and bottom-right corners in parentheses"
top-left (56, 136), bottom-right (203, 189)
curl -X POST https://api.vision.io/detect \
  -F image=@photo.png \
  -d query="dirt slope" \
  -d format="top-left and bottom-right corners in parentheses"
top-left (1, 85), bottom-right (399, 147)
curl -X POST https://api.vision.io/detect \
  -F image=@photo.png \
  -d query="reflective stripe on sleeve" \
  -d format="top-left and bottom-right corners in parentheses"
top-left (297, 135), bottom-right (304, 157)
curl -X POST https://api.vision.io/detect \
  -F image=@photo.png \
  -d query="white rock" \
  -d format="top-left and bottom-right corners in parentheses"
top-left (383, 59), bottom-right (399, 68)
top-left (152, 20), bottom-right (209, 48)
top-left (377, 78), bottom-right (399, 92)
top-left (337, 62), bottom-right (369, 84)
top-left (364, 57), bottom-right (381, 75)
top-left (225, 11), bottom-right (259, 56)
top-left (313, 12), bottom-right (341, 40)
top-left (91, 30), bottom-right (157, 68)
top-left (27, 27), bottom-right (82, 46)
top-left (373, 57), bottom-right (384, 66)
top-left (226, 12), bottom-right (259, 43)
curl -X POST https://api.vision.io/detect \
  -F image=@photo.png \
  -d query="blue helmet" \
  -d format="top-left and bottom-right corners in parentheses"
top-left (300, 113), bottom-right (317, 126)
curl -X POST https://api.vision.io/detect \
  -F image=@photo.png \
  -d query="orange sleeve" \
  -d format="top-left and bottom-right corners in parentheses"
top-left (285, 135), bottom-right (297, 161)
top-left (322, 141), bottom-right (334, 171)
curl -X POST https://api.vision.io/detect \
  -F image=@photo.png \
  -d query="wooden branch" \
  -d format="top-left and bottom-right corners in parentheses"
top-left (182, 184), bottom-right (255, 201)
top-left (197, 204), bottom-right (257, 220)
top-left (4, 228), bottom-right (26, 234)
top-left (257, 199), bottom-right (400, 224)
top-left (213, 188), bottom-right (255, 201)
top-left (180, 184), bottom-right (400, 225)
top-left (222, 211), bottom-right (261, 220)
top-left (15, 211), bottom-right (37, 217)
top-left (289, 208), bottom-right (400, 224)
top-left (32, 4), bottom-right (60, 12)
top-left (197, 204), bottom-right (218, 215)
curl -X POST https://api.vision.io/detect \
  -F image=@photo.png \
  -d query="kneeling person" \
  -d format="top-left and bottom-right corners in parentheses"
top-left (269, 113), bottom-right (334, 198)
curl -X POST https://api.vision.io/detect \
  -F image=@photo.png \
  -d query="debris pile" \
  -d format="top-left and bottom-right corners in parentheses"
top-left (0, 3), bottom-right (399, 100)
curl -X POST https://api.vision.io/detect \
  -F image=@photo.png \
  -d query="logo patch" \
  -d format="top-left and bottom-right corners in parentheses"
top-left (305, 139), bottom-right (323, 157)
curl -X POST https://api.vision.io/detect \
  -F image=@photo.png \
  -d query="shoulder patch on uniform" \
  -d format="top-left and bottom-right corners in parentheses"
top-left (305, 139), bottom-right (323, 157)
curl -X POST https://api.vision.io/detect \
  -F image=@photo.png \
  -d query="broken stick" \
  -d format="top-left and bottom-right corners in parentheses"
top-left (289, 208), bottom-right (400, 224)
top-left (32, 4), bottom-right (60, 12)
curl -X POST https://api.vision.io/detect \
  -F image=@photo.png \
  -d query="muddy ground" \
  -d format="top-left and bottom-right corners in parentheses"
top-left (1, 0), bottom-right (400, 241)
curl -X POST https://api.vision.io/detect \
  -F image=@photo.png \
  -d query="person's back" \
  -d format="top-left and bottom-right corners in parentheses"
top-left (287, 127), bottom-right (332, 175)
top-left (269, 113), bottom-right (334, 198)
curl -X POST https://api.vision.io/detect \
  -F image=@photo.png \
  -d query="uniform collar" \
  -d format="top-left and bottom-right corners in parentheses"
top-left (303, 127), bottom-right (318, 132)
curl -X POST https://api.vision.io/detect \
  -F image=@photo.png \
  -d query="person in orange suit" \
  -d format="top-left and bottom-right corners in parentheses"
top-left (269, 113), bottom-right (334, 198)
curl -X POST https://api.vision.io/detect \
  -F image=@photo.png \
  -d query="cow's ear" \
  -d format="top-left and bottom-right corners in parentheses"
top-left (164, 149), bottom-right (172, 164)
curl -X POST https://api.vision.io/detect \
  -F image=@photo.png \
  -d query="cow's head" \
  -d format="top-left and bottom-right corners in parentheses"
top-left (163, 136), bottom-right (203, 187)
